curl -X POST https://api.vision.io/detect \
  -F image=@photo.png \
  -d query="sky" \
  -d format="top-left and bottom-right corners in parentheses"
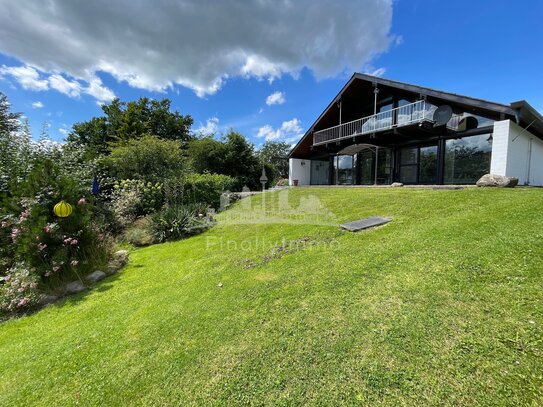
top-left (0, 0), bottom-right (541, 147)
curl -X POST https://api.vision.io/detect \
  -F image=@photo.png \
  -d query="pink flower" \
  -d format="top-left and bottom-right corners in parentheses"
top-left (1, 221), bottom-right (8, 228)
top-left (70, 259), bottom-right (79, 267)
top-left (38, 243), bottom-right (47, 251)
top-left (30, 282), bottom-right (38, 289)
top-left (17, 298), bottom-right (29, 308)
top-left (70, 239), bottom-right (78, 246)
top-left (19, 209), bottom-right (30, 221)
top-left (77, 197), bottom-right (86, 206)
top-left (63, 237), bottom-right (73, 244)
top-left (10, 228), bottom-right (20, 240)
top-left (52, 266), bottom-right (60, 272)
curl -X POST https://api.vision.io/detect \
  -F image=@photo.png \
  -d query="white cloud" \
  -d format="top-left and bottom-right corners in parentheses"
top-left (366, 67), bottom-right (386, 77)
top-left (85, 77), bottom-right (116, 104)
top-left (0, 65), bottom-right (48, 91)
top-left (0, 0), bottom-right (393, 96)
top-left (195, 117), bottom-right (220, 136)
top-left (266, 91), bottom-right (286, 106)
top-left (32, 101), bottom-right (44, 109)
top-left (257, 118), bottom-right (303, 142)
top-left (58, 127), bottom-right (69, 136)
top-left (0, 65), bottom-right (115, 104)
top-left (48, 74), bottom-right (82, 98)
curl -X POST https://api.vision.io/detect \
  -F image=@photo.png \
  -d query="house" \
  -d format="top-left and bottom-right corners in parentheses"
top-left (288, 74), bottom-right (543, 186)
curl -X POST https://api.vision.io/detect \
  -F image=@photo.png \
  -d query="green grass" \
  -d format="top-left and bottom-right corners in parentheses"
top-left (1, 187), bottom-right (542, 406)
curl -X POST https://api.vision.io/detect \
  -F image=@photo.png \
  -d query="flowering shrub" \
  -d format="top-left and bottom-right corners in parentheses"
top-left (113, 179), bottom-right (163, 216)
top-left (0, 155), bottom-right (112, 313)
top-left (0, 263), bottom-right (40, 314)
top-left (110, 188), bottom-right (141, 230)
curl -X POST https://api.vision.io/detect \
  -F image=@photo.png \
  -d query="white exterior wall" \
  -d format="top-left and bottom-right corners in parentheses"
top-left (289, 158), bottom-right (311, 186)
top-left (490, 120), bottom-right (543, 186)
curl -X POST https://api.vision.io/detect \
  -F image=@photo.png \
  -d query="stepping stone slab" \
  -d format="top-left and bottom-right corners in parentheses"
top-left (340, 216), bottom-right (391, 232)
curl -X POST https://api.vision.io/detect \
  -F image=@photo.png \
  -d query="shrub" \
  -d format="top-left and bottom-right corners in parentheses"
top-left (0, 155), bottom-right (112, 312)
top-left (183, 173), bottom-right (235, 209)
top-left (113, 179), bottom-right (163, 215)
top-left (0, 263), bottom-right (40, 315)
top-left (101, 135), bottom-right (186, 182)
top-left (186, 131), bottom-right (270, 190)
top-left (123, 217), bottom-right (154, 247)
top-left (151, 203), bottom-right (212, 243)
top-left (110, 188), bottom-right (141, 230)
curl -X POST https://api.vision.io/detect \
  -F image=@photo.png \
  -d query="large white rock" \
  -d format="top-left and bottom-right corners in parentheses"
top-left (476, 174), bottom-right (518, 188)
top-left (106, 250), bottom-right (129, 275)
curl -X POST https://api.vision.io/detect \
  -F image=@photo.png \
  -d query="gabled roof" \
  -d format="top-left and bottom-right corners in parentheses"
top-left (289, 73), bottom-right (542, 158)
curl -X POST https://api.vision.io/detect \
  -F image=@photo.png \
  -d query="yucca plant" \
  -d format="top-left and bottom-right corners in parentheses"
top-left (150, 203), bottom-right (212, 243)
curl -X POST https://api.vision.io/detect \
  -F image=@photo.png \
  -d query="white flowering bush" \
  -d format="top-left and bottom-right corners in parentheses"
top-left (0, 263), bottom-right (40, 314)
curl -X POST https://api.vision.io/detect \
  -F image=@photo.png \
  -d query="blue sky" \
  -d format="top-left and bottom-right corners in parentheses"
top-left (0, 0), bottom-right (541, 147)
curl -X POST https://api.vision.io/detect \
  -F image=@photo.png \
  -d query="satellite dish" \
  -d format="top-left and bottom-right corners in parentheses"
top-left (458, 116), bottom-right (479, 131)
top-left (433, 105), bottom-right (453, 126)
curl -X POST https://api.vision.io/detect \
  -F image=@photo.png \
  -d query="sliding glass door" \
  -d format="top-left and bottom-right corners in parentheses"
top-left (399, 144), bottom-right (438, 184)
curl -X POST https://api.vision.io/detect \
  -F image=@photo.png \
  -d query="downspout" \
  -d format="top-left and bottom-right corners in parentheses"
top-left (525, 138), bottom-right (533, 185)
top-left (374, 146), bottom-right (379, 185)
top-left (373, 84), bottom-right (379, 115)
top-left (338, 99), bottom-right (342, 139)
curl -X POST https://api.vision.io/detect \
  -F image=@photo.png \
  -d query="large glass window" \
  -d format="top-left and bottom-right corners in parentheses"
top-left (419, 145), bottom-right (438, 183)
top-left (334, 155), bottom-right (354, 185)
top-left (444, 134), bottom-right (492, 184)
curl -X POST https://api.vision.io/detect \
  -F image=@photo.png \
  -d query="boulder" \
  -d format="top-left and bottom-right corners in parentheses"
top-left (38, 294), bottom-right (59, 306)
top-left (476, 174), bottom-right (518, 188)
top-left (86, 270), bottom-right (106, 283)
top-left (106, 250), bottom-right (129, 275)
top-left (65, 281), bottom-right (86, 294)
top-left (390, 182), bottom-right (404, 187)
top-left (113, 250), bottom-right (129, 264)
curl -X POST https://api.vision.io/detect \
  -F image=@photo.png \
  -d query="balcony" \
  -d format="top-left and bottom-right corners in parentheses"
top-left (313, 100), bottom-right (438, 146)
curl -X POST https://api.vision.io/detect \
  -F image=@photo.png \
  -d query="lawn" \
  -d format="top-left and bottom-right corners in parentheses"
top-left (0, 187), bottom-right (542, 406)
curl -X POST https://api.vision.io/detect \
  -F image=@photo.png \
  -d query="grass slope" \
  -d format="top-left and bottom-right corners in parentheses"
top-left (0, 188), bottom-right (542, 406)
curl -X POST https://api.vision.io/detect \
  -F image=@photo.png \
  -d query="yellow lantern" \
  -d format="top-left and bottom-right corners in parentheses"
top-left (53, 200), bottom-right (73, 218)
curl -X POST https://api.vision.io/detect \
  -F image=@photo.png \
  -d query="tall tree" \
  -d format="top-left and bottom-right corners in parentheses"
top-left (186, 131), bottom-right (270, 190)
top-left (0, 92), bottom-right (32, 198)
top-left (0, 92), bottom-right (21, 134)
top-left (258, 141), bottom-right (291, 178)
top-left (68, 97), bottom-right (193, 157)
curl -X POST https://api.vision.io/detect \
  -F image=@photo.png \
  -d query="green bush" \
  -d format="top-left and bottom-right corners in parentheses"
top-left (123, 217), bottom-right (154, 247)
top-left (183, 173), bottom-right (235, 208)
top-left (101, 135), bottom-right (186, 182)
top-left (113, 179), bottom-right (163, 215)
top-left (151, 204), bottom-right (212, 243)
